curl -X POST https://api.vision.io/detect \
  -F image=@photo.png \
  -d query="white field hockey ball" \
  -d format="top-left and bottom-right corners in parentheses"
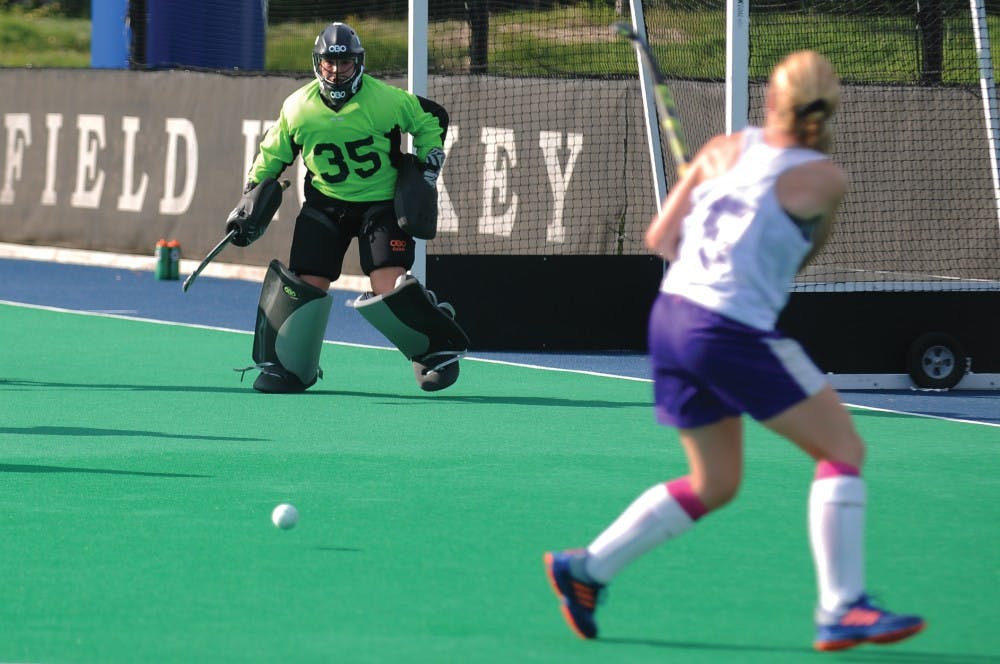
top-left (271, 503), bottom-right (299, 530)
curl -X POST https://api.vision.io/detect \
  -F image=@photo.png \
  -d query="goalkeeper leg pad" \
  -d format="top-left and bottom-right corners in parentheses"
top-left (353, 275), bottom-right (470, 392)
top-left (250, 259), bottom-right (331, 393)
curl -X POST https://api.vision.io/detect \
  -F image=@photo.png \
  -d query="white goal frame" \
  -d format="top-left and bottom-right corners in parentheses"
top-left (408, 0), bottom-right (430, 283)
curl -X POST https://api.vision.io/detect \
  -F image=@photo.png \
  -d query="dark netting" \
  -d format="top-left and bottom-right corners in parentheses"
top-left (747, 1), bottom-right (1000, 291)
top-left (150, 1), bottom-right (1000, 278)
top-left (425, 3), bottom-right (656, 256)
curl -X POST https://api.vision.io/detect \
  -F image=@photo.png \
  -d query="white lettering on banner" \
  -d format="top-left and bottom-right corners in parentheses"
top-left (41, 113), bottom-right (62, 206)
top-left (539, 130), bottom-right (583, 243)
top-left (70, 114), bottom-right (106, 209)
top-left (3, 110), bottom-right (584, 232)
top-left (117, 116), bottom-right (149, 212)
top-left (478, 126), bottom-right (518, 237)
top-left (1, 113), bottom-right (31, 205)
top-left (159, 117), bottom-right (198, 215)
top-left (436, 125), bottom-right (458, 233)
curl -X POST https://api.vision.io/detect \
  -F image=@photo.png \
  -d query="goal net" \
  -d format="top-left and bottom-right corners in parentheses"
top-left (259, 1), bottom-right (1000, 289)
top-left (742, 0), bottom-right (1000, 292)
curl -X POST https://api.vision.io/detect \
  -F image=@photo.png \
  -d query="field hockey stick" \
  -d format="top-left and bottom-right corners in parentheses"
top-left (182, 179), bottom-right (291, 292)
top-left (613, 22), bottom-right (692, 177)
top-left (181, 228), bottom-right (237, 292)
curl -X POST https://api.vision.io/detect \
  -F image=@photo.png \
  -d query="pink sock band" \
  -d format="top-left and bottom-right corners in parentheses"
top-left (815, 459), bottom-right (860, 480)
top-left (666, 477), bottom-right (708, 521)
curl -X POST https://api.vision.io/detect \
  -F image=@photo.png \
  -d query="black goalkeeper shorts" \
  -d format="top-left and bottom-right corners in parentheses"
top-left (288, 194), bottom-right (415, 281)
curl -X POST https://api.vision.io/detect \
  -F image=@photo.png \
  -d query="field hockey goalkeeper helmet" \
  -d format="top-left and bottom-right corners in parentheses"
top-left (313, 22), bottom-right (365, 109)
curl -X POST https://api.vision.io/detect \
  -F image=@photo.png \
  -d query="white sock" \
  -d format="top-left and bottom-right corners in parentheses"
top-left (584, 483), bottom-right (695, 584)
top-left (809, 474), bottom-right (866, 617)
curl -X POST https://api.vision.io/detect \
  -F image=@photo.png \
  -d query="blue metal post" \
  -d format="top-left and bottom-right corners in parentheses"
top-left (91, 0), bottom-right (131, 68)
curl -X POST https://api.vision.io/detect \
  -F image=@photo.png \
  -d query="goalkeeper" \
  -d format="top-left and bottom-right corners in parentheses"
top-left (227, 22), bottom-right (467, 394)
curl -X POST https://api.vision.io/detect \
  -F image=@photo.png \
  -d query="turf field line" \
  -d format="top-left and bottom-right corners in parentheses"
top-left (468, 356), bottom-right (651, 382)
top-left (3, 298), bottom-right (993, 429)
top-left (0, 298), bottom-right (646, 382)
top-left (0, 298), bottom-right (257, 335)
top-left (0, 298), bottom-right (382, 348)
top-left (0, 298), bottom-right (644, 384)
top-left (0, 241), bottom-right (370, 291)
top-left (470, 359), bottom-right (1000, 430)
top-left (846, 403), bottom-right (1000, 428)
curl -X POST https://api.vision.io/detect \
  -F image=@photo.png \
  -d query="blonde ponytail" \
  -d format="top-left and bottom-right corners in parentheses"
top-left (769, 51), bottom-right (840, 153)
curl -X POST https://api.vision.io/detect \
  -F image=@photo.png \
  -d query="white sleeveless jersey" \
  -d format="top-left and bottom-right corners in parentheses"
top-left (661, 127), bottom-right (828, 330)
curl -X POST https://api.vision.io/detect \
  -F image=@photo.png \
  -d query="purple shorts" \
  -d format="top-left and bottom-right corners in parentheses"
top-left (649, 294), bottom-right (826, 429)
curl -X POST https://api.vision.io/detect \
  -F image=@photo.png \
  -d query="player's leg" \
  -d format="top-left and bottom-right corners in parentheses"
top-left (544, 293), bottom-right (739, 639)
top-left (764, 389), bottom-right (925, 651)
top-left (582, 422), bottom-right (741, 574)
top-left (659, 308), bottom-right (922, 651)
top-left (299, 274), bottom-right (332, 291)
top-left (357, 202), bottom-right (413, 282)
top-left (369, 265), bottom-right (405, 295)
top-left (586, 419), bottom-right (740, 580)
top-left (582, 418), bottom-right (739, 568)
top-left (766, 392), bottom-right (867, 623)
top-left (544, 420), bottom-right (738, 640)
top-left (355, 204), bottom-right (469, 391)
top-left (666, 313), bottom-right (878, 647)
top-left (764, 385), bottom-right (864, 466)
top-left (247, 202), bottom-right (350, 393)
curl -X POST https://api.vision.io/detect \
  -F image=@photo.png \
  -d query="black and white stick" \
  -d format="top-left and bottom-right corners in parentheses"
top-left (614, 22), bottom-right (692, 176)
top-left (182, 179), bottom-right (290, 292)
top-left (181, 228), bottom-right (237, 292)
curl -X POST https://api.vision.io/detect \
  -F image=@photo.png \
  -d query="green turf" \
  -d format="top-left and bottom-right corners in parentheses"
top-left (1, 303), bottom-right (997, 663)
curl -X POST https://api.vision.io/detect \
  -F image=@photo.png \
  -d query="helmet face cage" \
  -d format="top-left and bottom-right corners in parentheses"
top-left (312, 23), bottom-right (365, 108)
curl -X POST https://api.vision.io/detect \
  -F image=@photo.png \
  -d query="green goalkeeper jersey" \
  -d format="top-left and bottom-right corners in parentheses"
top-left (248, 75), bottom-right (445, 202)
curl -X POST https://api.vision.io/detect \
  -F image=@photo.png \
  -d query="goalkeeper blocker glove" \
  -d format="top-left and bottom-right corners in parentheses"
top-left (226, 178), bottom-right (286, 247)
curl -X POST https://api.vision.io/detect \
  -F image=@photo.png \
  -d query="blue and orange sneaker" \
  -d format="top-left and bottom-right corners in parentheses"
top-left (814, 594), bottom-right (925, 651)
top-left (543, 550), bottom-right (605, 639)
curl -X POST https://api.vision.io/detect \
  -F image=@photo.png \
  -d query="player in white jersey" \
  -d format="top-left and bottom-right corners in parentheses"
top-left (543, 51), bottom-right (924, 651)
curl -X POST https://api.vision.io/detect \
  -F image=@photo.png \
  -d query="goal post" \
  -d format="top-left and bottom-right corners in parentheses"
top-left (627, 0), bottom-right (669, 211)
top-left (409, 0), bottom-right (429, 283)
top-left (726, 0), bottom-right (750, 134)
top-left (970, 0), bottom-right (1000, 232)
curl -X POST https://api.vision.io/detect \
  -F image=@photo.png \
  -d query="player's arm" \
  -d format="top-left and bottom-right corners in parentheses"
top-left (247, 111), bottom-right (300, 189)
top-left (644, 166), bottom-right (697, 262)
top-left (227, 109), bottom-right (298, 247)
top-left (414, 96), bottom-right (448, 146)
top-left (777, 159), bottom-right (848, 270)
top-left (645, 132), bottom-right (738, 261)
top-left (405, 95), bottom-right (448, 185)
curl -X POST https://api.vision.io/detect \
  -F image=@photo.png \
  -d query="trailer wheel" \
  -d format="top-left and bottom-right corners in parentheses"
top-left (905, 332), bottom-right (967, 390)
